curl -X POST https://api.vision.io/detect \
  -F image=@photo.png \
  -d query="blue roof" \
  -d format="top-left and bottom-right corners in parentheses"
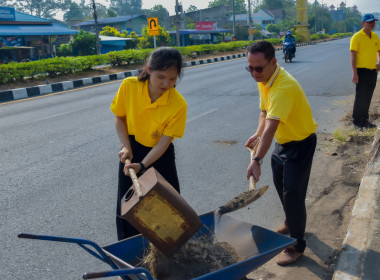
top-left (0, 23), bottom-right (78, 36)
top-left (14, 11), bottom-right (51, 22)
top-left (78, 14), bottom-right (145, 26)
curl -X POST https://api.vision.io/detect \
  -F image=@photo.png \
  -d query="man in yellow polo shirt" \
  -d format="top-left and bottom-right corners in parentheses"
top-left (350, 13), bottom-right (380, 130)
top-left (245, 41), bottom-right (318, 265)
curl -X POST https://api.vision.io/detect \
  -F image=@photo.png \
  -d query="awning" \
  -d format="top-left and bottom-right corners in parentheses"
top-left (168, 29), bottom-right (231, 35)
top-left (0, 23), bottom-right (78, 36)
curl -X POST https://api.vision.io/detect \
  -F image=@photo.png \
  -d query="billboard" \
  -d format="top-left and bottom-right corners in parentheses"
top-left (196, 21), bottom-right (217, 31)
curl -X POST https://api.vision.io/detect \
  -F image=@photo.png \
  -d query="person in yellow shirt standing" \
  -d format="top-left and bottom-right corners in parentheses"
top-left (110, 47), bottom-right (187, 241)
top-left (244, 41), bottom-right (318, 265)
top-left (350, 13), bottom-right (380, 130)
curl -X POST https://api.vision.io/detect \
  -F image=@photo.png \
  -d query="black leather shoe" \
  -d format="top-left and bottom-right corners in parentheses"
top-left (363, 121), bottom-right (377, 129)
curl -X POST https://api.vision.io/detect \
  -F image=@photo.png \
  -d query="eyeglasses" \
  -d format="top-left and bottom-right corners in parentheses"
top-left (245, 61), bottom-right (270, 73)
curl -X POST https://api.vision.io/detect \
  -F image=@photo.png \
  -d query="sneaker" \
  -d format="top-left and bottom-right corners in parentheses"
top-left (277, 246), bottom-right (303, 265)
top-left (275, 221), bottom-right (289, 235)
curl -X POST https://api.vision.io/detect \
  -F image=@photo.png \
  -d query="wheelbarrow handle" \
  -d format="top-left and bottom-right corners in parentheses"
top-left (125, 159), bottom-right (143, 198)
top-left (83, 267), bottom-right (154, 280)
top-left (18, 233), bottom-right (118, 270)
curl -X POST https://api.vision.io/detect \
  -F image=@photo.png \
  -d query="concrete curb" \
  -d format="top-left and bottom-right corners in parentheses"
top-left (0, 53), bottom-right (248, 103)
top-left (332, 128), bottom-right (380, 279)
top-left (0, 42), bottom-right (317, 103)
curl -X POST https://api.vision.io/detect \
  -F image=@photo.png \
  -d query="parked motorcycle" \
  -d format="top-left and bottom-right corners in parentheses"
top-left (283, 42), bottom-right (295, 63)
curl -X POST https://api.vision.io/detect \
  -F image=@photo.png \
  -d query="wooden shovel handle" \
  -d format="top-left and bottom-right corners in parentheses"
top-left (125, 159), bottom-right (143, 198)
top-left (247, 138), bottom-right (260, 191)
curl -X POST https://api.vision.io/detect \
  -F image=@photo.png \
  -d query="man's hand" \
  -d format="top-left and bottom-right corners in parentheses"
top-left (247, 160), bottom-right (261, 182)
top-left (352, 72), bottom-right (359, 84)
top-left (245, 134), bottom-right (260, 149)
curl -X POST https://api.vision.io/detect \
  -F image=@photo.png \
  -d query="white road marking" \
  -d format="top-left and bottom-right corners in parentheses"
top-left (186, 109), bottom-right (218, 123)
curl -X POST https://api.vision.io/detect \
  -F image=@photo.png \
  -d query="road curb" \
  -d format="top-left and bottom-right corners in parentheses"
top-left (332, 129), bottom-right (380, 278)
top-left (0, 42), bottom-right (319, 104)
top-left (0, 53), bottom-right (249, 103)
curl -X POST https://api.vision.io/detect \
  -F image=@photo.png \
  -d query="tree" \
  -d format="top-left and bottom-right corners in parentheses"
top-left (56, 43), bottom-right (72, 56)
top-left (14, 0), bottom-right (65, 18)
top-left (186, 5), bottom-right (197, 13)
top-left (110, 0), bottom-right (142, 16)
top-left (105, 9), bottom-right (118, 18)
top-left (71, 29), bottom-right (96, 56)
top-left (138, 25), bottom-right (170, 49)
top-left (267, 23), bottom-right (281, 34)
top-left (63, 1), bottom-right (87, 24)
top-left (208, 0), bottom-right (247, 14)
top-left (0, 0), bottom-right (10, 6)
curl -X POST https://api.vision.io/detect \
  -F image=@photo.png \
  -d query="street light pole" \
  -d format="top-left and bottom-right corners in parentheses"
top-left (232, 0), bottom-right (236, 39)
top-left (91, 0), bottom-right (100, 55)
top-left (321, 0), bottom-right (324, 32)
top-left (175, 0), bottom-right (180, 46)
top-left (314, 0), bottom-right (317, 33)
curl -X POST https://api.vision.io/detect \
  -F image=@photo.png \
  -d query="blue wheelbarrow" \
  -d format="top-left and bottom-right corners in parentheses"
top-left (18, 212), bottom-right (295, 280)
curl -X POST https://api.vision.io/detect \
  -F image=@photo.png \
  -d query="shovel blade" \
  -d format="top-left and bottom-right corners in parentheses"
top-left (218, 185), bottom-right (269, 215)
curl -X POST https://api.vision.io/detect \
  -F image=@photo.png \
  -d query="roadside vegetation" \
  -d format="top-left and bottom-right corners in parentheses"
top-left (0, 32), bottom-right (351, 86)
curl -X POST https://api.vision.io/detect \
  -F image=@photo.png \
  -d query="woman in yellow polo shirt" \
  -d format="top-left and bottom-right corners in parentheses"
top-left (110, 47), bottom-right (187, 240)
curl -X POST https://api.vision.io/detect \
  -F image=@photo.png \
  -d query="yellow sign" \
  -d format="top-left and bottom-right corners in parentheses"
top-left (148, 17), bottom-right (159, 36)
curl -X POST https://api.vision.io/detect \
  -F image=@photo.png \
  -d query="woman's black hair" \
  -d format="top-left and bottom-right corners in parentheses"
top-left (246, 40), bottom-right (275, 61)
top-left (138, 47), bottom-right (183, 81)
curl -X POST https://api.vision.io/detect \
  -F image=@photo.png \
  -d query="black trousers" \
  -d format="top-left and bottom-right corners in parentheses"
top-left (353, 68), bottom-right (377, 125)
top-left (271, 133), bottom-right (317, 253)
top-left (116, 136), bottom-right (180, 241)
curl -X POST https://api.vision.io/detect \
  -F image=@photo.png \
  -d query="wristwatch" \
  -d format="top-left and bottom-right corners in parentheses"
top-left (253, 157), bottom-right (263, 166)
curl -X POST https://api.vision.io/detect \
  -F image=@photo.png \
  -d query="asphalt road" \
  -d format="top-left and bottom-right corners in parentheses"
top-left (0, 37), bottom-right (355, 280)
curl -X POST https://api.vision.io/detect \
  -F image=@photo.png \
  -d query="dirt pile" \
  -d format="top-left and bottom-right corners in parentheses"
top-left (142, 231), bottom-right (243, 280)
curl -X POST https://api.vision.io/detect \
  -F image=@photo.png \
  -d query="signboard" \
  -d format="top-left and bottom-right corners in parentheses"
top-left (196, 21), bottom-right (217, 31)
top-left (148, 17), bottom-right (159, 36)
top-left (0, 7), bottom-right (16, 21)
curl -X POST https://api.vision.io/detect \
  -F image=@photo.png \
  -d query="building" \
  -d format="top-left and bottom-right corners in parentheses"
top-left (0, 7), bottom-right (78, 63)
top-left (181, 5), bottom-right (232, 29)
top-left (168, 28), bottom-right (231, 46)
top-left (99, 35), bottom-right (136, 54)
top-left (77, 14), bottom-right (147, 35)
top-left (231, 9), bottom-right (276, 29)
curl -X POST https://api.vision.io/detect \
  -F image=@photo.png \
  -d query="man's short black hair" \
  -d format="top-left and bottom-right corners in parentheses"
top-left (246, 41), bottom-right (275, 61)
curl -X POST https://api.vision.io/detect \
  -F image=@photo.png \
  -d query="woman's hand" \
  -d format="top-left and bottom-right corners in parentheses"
top-left (123, 162), bottom-right (142, 177)
top-left (118, 147), bottom-right (132, 164)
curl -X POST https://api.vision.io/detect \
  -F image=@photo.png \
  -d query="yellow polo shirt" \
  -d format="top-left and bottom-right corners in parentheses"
top-left (111, 77), bottom-right (187, 147)
top-left (350, 29), bottom-right (380, 69)
top-left (258, 65), bottom-right (318, 144)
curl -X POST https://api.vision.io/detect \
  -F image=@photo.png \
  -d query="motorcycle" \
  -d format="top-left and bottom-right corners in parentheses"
top-left (283, 42), bottom-right (295, 63)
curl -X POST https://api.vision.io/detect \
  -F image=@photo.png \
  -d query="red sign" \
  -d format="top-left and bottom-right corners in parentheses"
top-left (196, 21), bottom-right (217, 31)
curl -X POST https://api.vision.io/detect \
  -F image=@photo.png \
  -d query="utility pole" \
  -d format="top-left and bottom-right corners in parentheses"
top-left (175, 0), bottom-right (181, 46)
top-left (314, 0), bottom-right (317, 33)
top-left (247, 0), bottom-right (253, 27)
top-left (91, 0), bottom-right (100, 55)
top-left (344, 0), bottom-right (347, 33)
top-left (232, 0), bottom-right (236, 39)
top-left (321, 0), bottom-right (324, 32)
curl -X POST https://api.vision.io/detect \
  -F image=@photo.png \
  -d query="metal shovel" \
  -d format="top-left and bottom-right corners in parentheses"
top-left (217, 142), bottom-right (269, 216)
